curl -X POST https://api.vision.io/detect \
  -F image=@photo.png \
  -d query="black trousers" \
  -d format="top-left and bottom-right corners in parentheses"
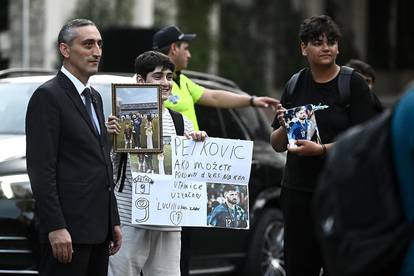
top-left (180, 227), bottom-right (192, 276)
top-left (281, 187), bottom-right (328, 276)
top-left (39, 241), bottom-right (109, 276)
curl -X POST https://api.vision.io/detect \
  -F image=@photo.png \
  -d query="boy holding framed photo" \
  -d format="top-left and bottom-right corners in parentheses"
top-left (106, 51), bottom-right (207, 276)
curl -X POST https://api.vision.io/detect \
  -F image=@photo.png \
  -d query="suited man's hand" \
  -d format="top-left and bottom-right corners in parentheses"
top-left (48, 228), bottom-right (73, 263)
top-left (109, 225), bottom-right (122, 255)
top-left (253, 96), bottom-right (279, 110)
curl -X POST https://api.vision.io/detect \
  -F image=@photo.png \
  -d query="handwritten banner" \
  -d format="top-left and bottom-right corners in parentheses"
top-left (131, 137), bottom-right (253, 229)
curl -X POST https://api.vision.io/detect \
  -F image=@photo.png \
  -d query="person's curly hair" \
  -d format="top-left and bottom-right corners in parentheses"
top-left (299, 15), bottom-right (342, 44)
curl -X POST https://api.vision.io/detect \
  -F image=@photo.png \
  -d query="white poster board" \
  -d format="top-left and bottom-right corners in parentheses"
top-left (131, 136), bottom-right (253, 229)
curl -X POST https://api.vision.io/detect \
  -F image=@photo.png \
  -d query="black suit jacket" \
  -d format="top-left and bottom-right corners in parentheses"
top-left (26, 71), bottom-right (120, 244)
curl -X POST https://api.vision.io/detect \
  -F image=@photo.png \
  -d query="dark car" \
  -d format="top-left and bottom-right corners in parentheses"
top-left (0, 69), bottom-right (286, 276)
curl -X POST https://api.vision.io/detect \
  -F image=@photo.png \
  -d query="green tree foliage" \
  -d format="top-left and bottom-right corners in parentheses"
top-left (270, 0), bottom-right (304, 87)
top-left (72, 0), bottom-right (134, 29)
top-left (175, 0), bottom-right (303, 95)
top-left (176, 0), bottom-right (214, 72)
top-left (218, 2), bottom-right (264, 94)
top-left (218, 0), bottom-right (302, 94)
top-left (53, 0), bottom-right (134, 69)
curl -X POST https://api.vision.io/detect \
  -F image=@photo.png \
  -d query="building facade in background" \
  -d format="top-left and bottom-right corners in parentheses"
top-left (0, 0), bottom-right (156, 69)
top-left (0, 0), bottom-right (413, 98)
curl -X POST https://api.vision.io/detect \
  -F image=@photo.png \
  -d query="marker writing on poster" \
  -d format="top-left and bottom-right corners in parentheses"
top-left (156, 202), bottom-right (187, 211)
top-left (174, 160), bottom-right (231, 172)
top-left (156, 202), bottom-right (200, 211)
top-left (171, 191), bottom-right (202, 199)
top-left (174, 137), bottom-right (245, 160)
top-left (173, 181), bottom-right (203, 190)
top-left (173, 159), bottom-right (244, 181)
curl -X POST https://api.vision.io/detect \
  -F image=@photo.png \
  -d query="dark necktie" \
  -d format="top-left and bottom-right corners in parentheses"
top-left (82, 88), bottom-right (100, 135)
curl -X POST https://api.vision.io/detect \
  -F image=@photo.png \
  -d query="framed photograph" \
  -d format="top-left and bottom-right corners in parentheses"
top-left (112, 83), bottom-right (162, 153)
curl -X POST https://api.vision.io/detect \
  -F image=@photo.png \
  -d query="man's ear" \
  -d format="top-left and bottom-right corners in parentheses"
top-left (136, 74), bottom-right (145, 84)
top-left (170, 42), bottom-right (178, 55)
top-left (59, 43), bottom-right (70, 58)
top-left (300, 42), bottom-right (307, 57)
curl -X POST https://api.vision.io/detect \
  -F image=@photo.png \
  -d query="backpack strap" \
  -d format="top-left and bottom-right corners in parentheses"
top-left (285, 66), bottom-right (353, 107)
top-left (284, 68), bottom-right (307, 105)
top-left (168, 108), bottom-right (184, 135)
top-left (116, 153), bottom-right (128, 193)
top-left (338, 66), bottom-right (353, 107)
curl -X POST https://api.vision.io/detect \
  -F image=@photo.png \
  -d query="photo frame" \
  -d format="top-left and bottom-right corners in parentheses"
top-left (112, 83), bottom-right (162, 153)
top-left (284, 104), bottom-right (321, 148)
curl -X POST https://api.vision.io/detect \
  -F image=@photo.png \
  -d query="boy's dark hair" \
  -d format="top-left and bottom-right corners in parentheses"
top-left (134, 51), bottom-right (175, 80)
top-left (346, 59), bottom-right (376, 83)
top-left (299, 15), bottom-right (342, 44)
top-left (58, 19), bottom-right (96, 45)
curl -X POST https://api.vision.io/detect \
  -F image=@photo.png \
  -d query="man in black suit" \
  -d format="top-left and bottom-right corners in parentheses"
top-left (26, 19), bottom-right (122, 276)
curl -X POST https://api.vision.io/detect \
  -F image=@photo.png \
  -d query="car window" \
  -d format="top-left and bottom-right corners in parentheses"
top-left (220, 109), bottom-right (249, 140)
top-left (195, 105), bottom-right (225, 138)
top-left (196, 105), bottom-right (264, 141)
top-left (0, 82), bottom-right (114, 135)
top-left (0, 83), bottom-right (41, 134)
top-left (233, 107), bottom-right (269, 141)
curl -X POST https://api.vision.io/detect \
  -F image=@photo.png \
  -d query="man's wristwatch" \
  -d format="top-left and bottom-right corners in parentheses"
top-left (250, 96), bottom-right (256, 107)
top-left (321, 144), bottom-right (327, 155)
